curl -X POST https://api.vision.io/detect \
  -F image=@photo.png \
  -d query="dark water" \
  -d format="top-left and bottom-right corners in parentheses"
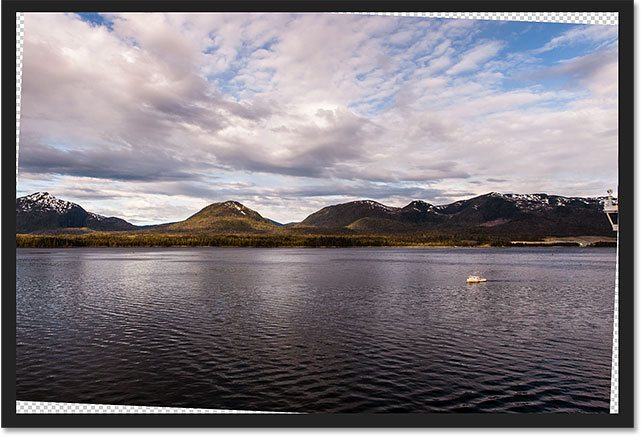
top-left (16, 247), bottom-right (616, 413)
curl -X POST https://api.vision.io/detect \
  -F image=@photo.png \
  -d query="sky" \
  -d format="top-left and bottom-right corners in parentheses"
top-left (17, 13), bottom-right (618, 225)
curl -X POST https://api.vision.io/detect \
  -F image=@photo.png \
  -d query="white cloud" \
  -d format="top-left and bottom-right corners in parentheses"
top-left (446, 40), bottom-right (504, 75)
top-left (534, 24), bottom-right (618, 54)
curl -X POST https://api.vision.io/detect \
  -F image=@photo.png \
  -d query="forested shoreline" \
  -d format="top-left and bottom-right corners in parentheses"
top-left (16, 233), bottom-right (616, 248)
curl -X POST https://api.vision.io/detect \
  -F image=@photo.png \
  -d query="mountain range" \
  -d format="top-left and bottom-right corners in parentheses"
top-left (16, 191), bottom-right (615, 238)
top-left (298, 193), bottom-right (614, 237)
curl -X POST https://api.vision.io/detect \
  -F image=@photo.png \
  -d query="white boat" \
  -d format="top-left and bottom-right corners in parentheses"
top-left (467, 274), bottom-right (487, 283)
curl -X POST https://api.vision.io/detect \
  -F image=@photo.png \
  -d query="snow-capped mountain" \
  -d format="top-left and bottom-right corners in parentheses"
top-left (16, 192), bottom-right (137, 234)
top-left (299, 192), bottom-right (614, 237)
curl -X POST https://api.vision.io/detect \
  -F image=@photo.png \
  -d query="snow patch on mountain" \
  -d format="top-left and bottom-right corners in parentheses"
top-left (404, 200), bottom-right (434, 212)
top-left (355, 200), bottom-right (396, 211)
top-left (224, 201), bottom-right (248, 215)
top-left (88, 212), bottom-right (106, 221)
top-left (502, 193), bottom-right (567, 210)
top-left (17, 192), bottom-right (77, 214)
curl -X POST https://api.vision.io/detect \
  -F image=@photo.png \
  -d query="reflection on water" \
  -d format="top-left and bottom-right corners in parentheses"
top-left (17, 247), bottom-right (616, 413)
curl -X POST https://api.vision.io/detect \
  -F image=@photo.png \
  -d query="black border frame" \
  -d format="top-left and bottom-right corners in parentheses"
top-left (2, 0), bottom-right (633, 428)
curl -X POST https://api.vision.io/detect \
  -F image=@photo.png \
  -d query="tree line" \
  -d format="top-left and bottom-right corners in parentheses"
top-left (16, 233), bottom-right (504, 248)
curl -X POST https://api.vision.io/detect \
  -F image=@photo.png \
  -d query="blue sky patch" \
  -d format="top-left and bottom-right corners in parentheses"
top-left (75, 12), bottom-right (114, 31)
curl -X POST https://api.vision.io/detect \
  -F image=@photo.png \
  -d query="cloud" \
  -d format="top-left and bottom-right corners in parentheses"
top-left (528, 48), bottom-right (618, 96)
top-left (534, 24), bottom-right (618, 54)
top-left (18, 139), bottom-right (214, 182)
top-left (446, 41), bottom-right (503, 75)
top-left (17, 13), bottom-right (618, 224)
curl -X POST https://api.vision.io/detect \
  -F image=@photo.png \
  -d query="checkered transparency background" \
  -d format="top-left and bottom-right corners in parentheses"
top-left (610, 233), bottom-right (619, 413)
top-left (335, 11), bottom-right (618, 25)
top-left (15, 10), bottom-right (619, 415)
top-left (16, 12), bottom-right (24, 189)
top-left (16, 401), bottom-right (296, 414)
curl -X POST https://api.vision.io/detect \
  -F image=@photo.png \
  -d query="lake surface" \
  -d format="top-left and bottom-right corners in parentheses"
top-left (16, 247), bottom-right (616, 413)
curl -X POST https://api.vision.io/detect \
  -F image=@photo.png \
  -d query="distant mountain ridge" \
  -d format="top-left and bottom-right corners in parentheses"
top-left (299, 192), bottom-right (613, 237)
top-left (16, 192), bottom-right (137, 234)
top-left (16, 191), bottom-right (614, 238)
